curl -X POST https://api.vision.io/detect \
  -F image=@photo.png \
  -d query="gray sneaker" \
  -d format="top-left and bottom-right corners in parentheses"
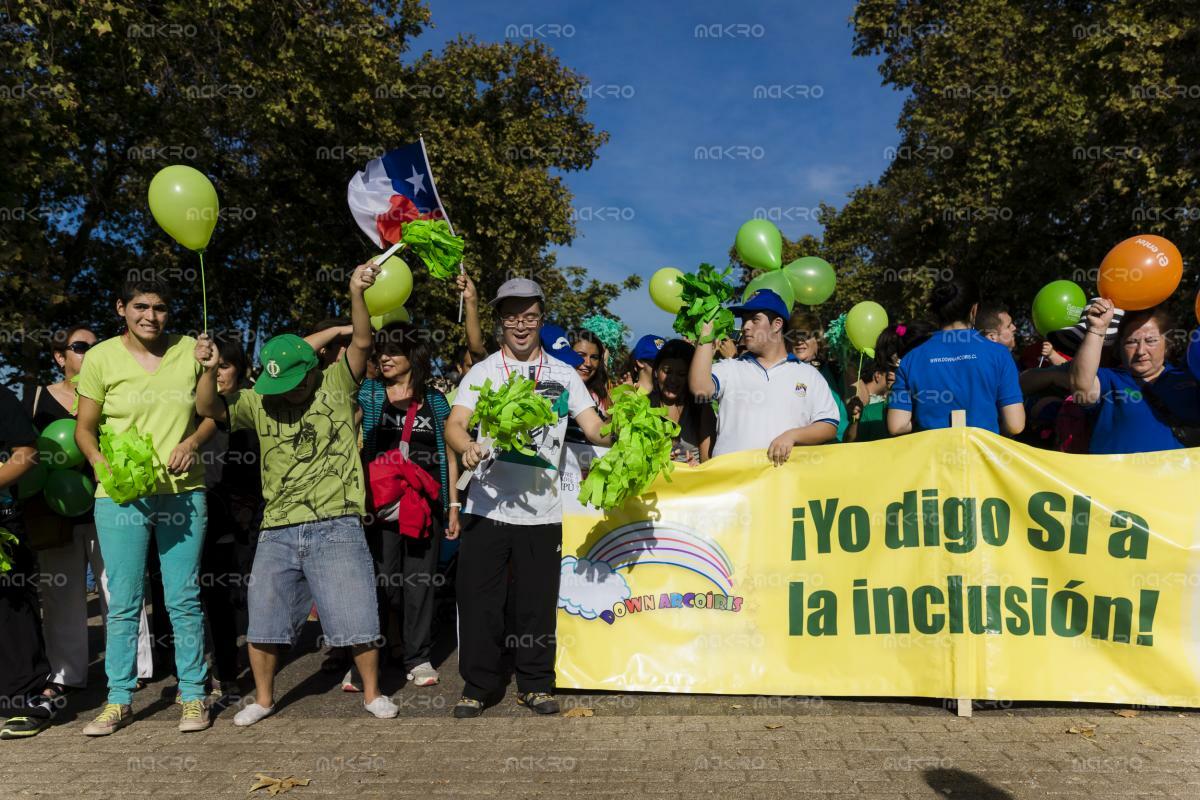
top-left (407, 662), bottom-right (439, 686)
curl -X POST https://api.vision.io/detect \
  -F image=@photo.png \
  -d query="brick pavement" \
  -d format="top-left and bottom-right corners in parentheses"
top-left (2, 614), bottom-right (1198, 798)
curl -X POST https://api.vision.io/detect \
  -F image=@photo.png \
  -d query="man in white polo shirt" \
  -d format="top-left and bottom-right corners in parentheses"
top-left (689, 289), bottom-right (839, 463)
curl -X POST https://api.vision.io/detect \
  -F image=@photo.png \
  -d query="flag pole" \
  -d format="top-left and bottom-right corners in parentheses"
top-left (419, 135), bottom-right (466, 322)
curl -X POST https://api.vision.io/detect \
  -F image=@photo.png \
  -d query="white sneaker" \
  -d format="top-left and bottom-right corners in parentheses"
top-left (233, 702), bottom-right (274, 727)
top-left (364, 695), bottom-right (399, 719)
top-left (407, 662), bottom-right (439, 687)
top-left (340, 669), bottom-right (361, 693)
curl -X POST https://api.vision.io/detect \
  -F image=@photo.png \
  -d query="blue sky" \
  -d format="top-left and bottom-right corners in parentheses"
top-left (413, 0), bottom-right (906, 341)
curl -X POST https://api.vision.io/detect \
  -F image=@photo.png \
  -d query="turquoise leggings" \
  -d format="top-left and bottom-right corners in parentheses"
top-left (94, 491), bottom-right (207, 704)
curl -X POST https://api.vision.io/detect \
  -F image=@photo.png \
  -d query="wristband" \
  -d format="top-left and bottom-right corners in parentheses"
top-left (1087, 329), bottom-right (1107, 339)
top-left (449, 502), bottom-right (462, 508)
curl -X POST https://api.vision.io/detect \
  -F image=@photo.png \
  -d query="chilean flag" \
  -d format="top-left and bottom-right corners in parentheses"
top-left (347, 140), bottom-right (449, 248)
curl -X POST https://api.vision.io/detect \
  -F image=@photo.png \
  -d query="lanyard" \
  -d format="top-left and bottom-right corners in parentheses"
top-left (501, 350), bottom-right (546, 384)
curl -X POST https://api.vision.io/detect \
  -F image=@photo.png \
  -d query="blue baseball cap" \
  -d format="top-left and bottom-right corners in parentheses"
top-left (730, 289), bottom-right (789, 320)
top-left (632, 334), bottom-right (666, 362)
top-left (540, 324), bottom-right (583, 368)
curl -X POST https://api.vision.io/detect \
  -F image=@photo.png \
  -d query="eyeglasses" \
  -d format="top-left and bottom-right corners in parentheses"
top-left (65, 342), bottom-right (92, 355)
top-left (500, 314), bottom-right (543, 329)
top-left (1122, 337), bottom-right (1161, 349)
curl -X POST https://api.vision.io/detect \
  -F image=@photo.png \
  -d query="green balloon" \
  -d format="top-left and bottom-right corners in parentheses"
top-left (743, 270), bottom-right (795, 312)
top-left (649, 267), bottom-right (685, 313)
top-left (38, 418), bottom-right (83, 470)
top-left (735, 219), bottom-right (783, 271)
top-left (1032, 280), bottom-right (1087, 336)
top-left (364, 255), bottom-right (414, 316)
top-left (783, 257), bottom-right (837, 306)
top-left (147, 165), bottom-right (219, 252)
top-left (43, 469), bottom-right (95, 518)
top-left (370, 306), bottom-right (411, 330)
top-left (17, 461), bottom-right (47, 499)
top-left (846, 301), bottom-right (889, 356)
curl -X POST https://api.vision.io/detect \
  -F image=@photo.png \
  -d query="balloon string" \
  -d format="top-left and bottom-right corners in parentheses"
top-left (857, 349), bottom-right (864, 381)
top-left (198, 250), bottom-right (208, 334)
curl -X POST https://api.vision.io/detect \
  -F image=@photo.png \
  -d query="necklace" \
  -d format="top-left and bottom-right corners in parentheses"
top-left (501, 349), bottom-right (545, 384)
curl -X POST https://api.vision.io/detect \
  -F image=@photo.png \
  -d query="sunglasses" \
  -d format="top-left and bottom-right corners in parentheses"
top-left (64, 342), bottom-right (92, 355)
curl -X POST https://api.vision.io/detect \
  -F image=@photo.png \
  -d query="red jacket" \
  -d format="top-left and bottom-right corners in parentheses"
top-left (366, 450), bottom-right (440, 538)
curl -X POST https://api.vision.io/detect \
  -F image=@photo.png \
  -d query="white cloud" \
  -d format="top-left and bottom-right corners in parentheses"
top-left (558, 556), bottom-right (632, 620)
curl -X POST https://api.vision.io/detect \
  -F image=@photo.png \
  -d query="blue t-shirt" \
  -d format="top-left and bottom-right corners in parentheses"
top-left (1087, 365), bottom-right (1200, 455)
top-left (889, 329), bottom-right (1022, 434)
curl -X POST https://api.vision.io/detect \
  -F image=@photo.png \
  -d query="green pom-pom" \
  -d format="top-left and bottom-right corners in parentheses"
top-left (581, 314), bottom-right (628, 360)
top-left (95, 424), bottom-right (162, 504)
top-left (401, 219), bottom-right (464, 280)
top-left (577, 386), bottom-right (681, 510)
top-left (468, 374), bottom-right (556, 455)
top-left (672, 263), bottom-right (736, 345)
top-left (0, 527), bottom-right (18, 573)
top-left (824, 312), bottom-right (851, 363)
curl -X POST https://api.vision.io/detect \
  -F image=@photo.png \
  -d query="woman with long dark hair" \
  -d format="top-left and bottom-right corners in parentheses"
top-left (358, 322), bottom-right (460, 687)
top-left (649, 339), bottom-right (714, 464)
top-left (571, 329), bottom-right (611, 417)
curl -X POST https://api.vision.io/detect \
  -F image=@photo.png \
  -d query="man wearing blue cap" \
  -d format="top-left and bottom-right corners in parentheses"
top-left (629, 334), bottom-right (665, 394)
top-left (689, 289), bottom-right (839, 464)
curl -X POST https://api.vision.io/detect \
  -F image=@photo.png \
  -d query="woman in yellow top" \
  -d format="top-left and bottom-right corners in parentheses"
top-left (73, 278), bottom-right (216, 736)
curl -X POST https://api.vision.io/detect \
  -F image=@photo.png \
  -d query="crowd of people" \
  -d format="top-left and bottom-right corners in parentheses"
top-left (1, 263), bottom-right (1196, 738)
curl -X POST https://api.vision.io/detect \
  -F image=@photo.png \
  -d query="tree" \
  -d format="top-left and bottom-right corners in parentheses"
top-left (818, 0), bottom-right (1199, 329)
top-left (0, 1), bottom-right (630, 387)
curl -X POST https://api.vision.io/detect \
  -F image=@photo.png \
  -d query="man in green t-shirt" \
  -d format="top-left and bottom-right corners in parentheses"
top-left (194, 263), bottom-right (398, 726)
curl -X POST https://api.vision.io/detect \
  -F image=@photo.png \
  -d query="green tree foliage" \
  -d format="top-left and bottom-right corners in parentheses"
top-left (820, 1), bottom-right (1199, 325)
top-left (1, 1), bottom-right (629, 385)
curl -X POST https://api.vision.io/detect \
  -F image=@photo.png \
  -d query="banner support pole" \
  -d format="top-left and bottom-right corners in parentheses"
top-left (950, 409), bottom-right (973, 718)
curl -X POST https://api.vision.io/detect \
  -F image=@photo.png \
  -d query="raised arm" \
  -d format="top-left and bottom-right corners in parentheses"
top-left (688, 321), bottom-right (718, 401)
top-left (457, 272), bottom-right (488, 361)
top-left (193, 334), bottom-right (227, 423)
top-left (346, 262), bottom-right (378, 381)
top-left (1069, 298), bottom-right (1112, 405)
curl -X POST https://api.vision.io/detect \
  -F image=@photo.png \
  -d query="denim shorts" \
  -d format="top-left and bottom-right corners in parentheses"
top-left (247, 515), bottom-right (380, 647)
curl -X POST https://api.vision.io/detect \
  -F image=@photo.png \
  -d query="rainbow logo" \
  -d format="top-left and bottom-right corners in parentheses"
top-left (559, 520), bottom-right (740, 624)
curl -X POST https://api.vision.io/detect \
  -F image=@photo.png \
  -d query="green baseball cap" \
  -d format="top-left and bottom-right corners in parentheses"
top-left (254, 334), bottom-right (319, 395)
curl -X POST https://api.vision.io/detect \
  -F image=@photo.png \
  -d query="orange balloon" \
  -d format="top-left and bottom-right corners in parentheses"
top-left (1195, 289), bottom-right (1200, 326)
top-left (1097, 234), bottom-right (1183, 310)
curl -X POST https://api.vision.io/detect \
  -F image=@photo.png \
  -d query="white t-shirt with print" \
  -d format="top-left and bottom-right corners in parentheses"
top-left (453, 350), bottom-right (595, 525)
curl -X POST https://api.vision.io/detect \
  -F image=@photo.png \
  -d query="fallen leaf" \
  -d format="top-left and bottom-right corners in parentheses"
top-left (563, 707), bottom-right (593, 718)
top-left (249, 774), bottom-right (311, 795)
top-left (731, 704), bottom-right (743, 710)
top-left (765, 723), bottom-right (784, 730)
top-left (1113, 709), bottom-right (1139, 718)
top-left (1066, 725), bottom-right (1096, 738)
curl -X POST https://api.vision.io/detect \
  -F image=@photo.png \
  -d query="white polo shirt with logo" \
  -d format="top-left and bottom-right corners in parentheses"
top-left (710, 353), bottom-right (840, 457)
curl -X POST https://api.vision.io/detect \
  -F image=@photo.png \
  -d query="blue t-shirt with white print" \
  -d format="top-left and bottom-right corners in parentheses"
top-left (890, 329), bottom-right (1022, 434)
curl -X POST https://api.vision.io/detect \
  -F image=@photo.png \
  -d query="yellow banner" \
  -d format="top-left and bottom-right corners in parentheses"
top-left (557, 429), bottom-right (1200, 706)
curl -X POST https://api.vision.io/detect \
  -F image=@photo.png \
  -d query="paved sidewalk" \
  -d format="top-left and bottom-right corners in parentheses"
top-left (3, 615), bottom-right (1198, 798)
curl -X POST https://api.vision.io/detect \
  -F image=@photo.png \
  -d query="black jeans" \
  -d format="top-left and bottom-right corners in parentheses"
top-left (368, 516), bottom-right (444, 671)
top-left (199, 492), bottom-right (259, 683)
top-left (0, 528), bottom-right (51, 716)
top-left (456, 514), bottom-right (561, 700)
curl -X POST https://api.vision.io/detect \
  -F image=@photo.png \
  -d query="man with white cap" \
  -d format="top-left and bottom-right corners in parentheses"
top-left (444, 278), bottom-right (611, 718)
